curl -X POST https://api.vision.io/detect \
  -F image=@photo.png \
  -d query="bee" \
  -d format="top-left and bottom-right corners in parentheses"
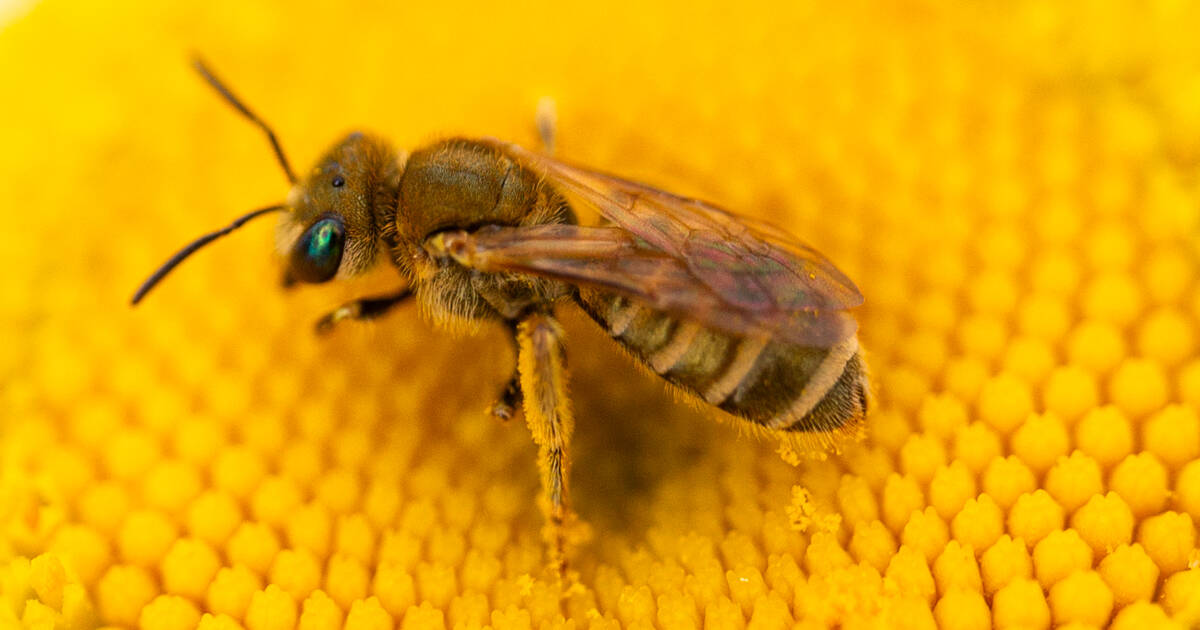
top-left (133, 60), bottom-right (869, 572)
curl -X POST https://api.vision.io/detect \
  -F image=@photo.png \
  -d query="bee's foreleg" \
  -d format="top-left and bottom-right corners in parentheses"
top-left (516, 310), bottom-right (574, 575)
top-left (313, 288), bottom-right (412, 334)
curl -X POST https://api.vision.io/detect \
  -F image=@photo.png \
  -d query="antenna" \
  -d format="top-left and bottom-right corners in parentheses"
top-left (131, 204), bottom-right (286, 305)
top-left (192, 57), bottom-right (297, 185)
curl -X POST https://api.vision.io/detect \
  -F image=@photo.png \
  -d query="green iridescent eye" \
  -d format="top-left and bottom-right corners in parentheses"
top-left (290, 217), bottom-right (345, 283)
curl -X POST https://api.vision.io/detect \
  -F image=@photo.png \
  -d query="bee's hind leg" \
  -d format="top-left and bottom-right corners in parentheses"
top-left (314, 288), bottom-right (412, 334)
top-left (535, 97), bottom-right (557, 155)
top-left (516, 310), bottom-right (575, 576)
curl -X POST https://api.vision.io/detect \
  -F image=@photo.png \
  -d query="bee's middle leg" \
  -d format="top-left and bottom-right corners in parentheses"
top-left (489, 320), bottom-right (523, 422)
top-left (516, 310), bottom-right (574, 574)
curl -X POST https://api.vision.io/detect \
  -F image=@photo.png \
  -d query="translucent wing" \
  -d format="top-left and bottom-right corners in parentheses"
top-left (438, 224), bottom-right (851, 346)
top-left (460, 140), bottom-right (864, 346)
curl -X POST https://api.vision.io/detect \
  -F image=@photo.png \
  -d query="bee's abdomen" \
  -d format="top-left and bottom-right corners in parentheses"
top-left (577, 291), bottom-right (866, 433)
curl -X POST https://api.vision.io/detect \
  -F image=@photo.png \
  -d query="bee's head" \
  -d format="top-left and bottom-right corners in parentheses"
top-left (131, 61), bottom-right (400, 305)
top-left (277, 132), bottom-right (400, 286)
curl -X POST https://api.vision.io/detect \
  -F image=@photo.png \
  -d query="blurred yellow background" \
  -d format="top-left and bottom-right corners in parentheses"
top-left (3, 0), bottom-right (1200, 628)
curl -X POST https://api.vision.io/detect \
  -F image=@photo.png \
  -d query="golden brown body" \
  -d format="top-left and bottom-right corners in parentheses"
top-left (577, 291), bottom-right (866, 433)
top-left (389, 138), bottom-right (866, 435)
top-left (133, 61), bottom-right (869, 575)
top-left (385, 139), bottom-right (576, 323)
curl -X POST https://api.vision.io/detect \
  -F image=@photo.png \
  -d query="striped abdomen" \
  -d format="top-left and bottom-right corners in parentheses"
top-left (575, 290), bottom-right (868, 433)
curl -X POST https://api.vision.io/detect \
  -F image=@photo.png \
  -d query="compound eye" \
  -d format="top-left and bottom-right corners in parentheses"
top-left (290, 216), bottom-right (345, 283)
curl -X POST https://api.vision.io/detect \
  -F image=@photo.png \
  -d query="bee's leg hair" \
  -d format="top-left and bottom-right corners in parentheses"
top-left (517, 310), bottom-right (574, 575)
top-left (314, 288), bottom-right (412, 335)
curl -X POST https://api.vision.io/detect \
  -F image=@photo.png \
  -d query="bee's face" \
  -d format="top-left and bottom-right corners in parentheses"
top-left (278, 132), bottom-right (401, 285)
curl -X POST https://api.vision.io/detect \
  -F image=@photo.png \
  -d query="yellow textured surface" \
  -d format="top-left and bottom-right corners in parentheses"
top-left (3, 0), bottom-right (1200, 628)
